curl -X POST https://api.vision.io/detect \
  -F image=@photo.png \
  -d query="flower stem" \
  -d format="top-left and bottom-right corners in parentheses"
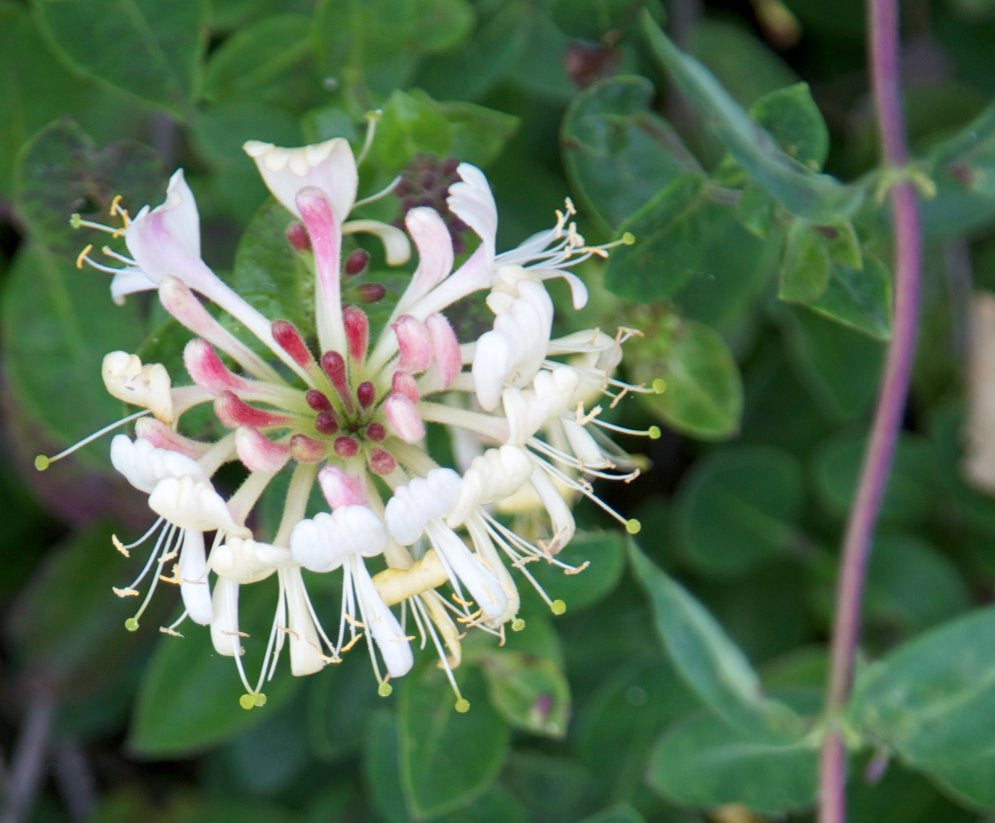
top-left (818, 1), bottom-right (922, 820)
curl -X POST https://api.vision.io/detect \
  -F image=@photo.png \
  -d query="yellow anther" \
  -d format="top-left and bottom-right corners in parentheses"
top-left (111, 535), bottom-right (131, 557)
top-left (112, 586), bottom-right (140, 598)
top-left (564, 196), bottom-right (576, 216)
top-left (109, 194), bottom-right (124, 217)
top-left (75, 244), bottom-right (94, 269)
top-left (159, 626), bottom-right (184, 637)
top-left (564, 561), bottom-right (590, 575)
top-left (340, 633), bottom-right (364, 653)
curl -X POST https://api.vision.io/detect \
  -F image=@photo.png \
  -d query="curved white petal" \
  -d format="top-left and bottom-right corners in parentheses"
top-left (244, 138), bottom-right (358, 224)
top-left (351, 556), bottom-right (413, 679)
top-left (282, 567), bottom-right (326, 676)
top-left (179, 528), bottom-right (213, 625)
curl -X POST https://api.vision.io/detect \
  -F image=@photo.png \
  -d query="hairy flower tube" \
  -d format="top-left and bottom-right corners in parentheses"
top-left (47, 131), bottom-right (658, 710)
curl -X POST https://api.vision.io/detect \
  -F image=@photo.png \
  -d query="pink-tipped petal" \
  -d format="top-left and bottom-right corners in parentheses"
top-left (406, 207), bottom-right (454, 296)
top-left (214, 391), bottom-right (290, 429)
top-left (184, 338), bottom-right (247, 394)
top-left (384, 394), bottom-right (425, 443)
top-left (234, 427), bottom-right (290, 473)
top-left (426, 313), bottom-right (462, 388)
top-left (393, 315), bottom-right (433, 373)
top-left (318, 466), bottom-right (368, 509)
top-left (391, 371), bottom-right (420, 404)
top-left (343, 306), bottom-right (369, 363)
top-left (297, 188), bottom-right (344, 354)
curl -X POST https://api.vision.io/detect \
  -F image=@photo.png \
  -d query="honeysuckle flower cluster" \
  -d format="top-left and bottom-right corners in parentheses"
top-left (47, 130), bottom-right (659, 710)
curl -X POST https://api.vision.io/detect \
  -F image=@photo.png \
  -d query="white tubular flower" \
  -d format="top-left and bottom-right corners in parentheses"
top-left (56, 130), bottom-right (653, 706)
top-left (178, 529), bottom-right (212, 625)
top-left (244, 138), bottom-right (358, 225)
top-left (149, 475), bottom-right (244, 534)
top-left (289, 505), bottom-right (387, 573)
top-left (386, 468), bottom-right (508, 623)
top-left (471, 271), bottom-right (554, 411)
top-left (102, 351), bottom-right (174, 423)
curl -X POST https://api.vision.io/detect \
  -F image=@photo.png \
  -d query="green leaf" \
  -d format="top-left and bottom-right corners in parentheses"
top-left (863, 533), bottom-right (970, 633)
top-left (850, 606), bottom-right (995, 765)
top-left (812, 432), bottom-right (936, 525)
top-left (435, 100), bottom-right (520, 167)
top-left (779, 221), bottom-right (832, 303)
top-left (550, 0), bottom-right (659, 39)
top-left (527, 530), bottom-right (626, 612)
top-left (129, 579), bottom-right (301, 756)
top-left (307, 657), bottom-right (381, 763)
top-left (3, 244), bottom-right (144, 460)
top-left (313, 0), bottom-right (474, 94)
top-left (574, 658), bottom-right (699, 800)
top-left (628, 544), bottom-right (804, 738)
top-left (562, 75), bottom-right (700, 229)
top-left (578, 804), bottom-right (646, 823)
top-left (397, 665), bottom-right (510, 818)
top-left (415, 0), bottom-right (533, 101)
top-left (0, 3), bottom-right (112, 198)
top-left (230, 201), bottom-right (315, 338)
top-left (481, 651), bottom-right (570, 738)
top-left (33, 0), bottom-right (207, 115)
top-left (362, 710), bottom-right (410, 823)
top-left (624, 309), bottom-right (743, 440)
top-left (640, 12), bottom-right (863, 222)
top-left (606, 176), bottom-right (777, 326)
top-left (805, 254), bottom-right (892, 340)
top-left (920, 100), bottom-right (995, 236)
top-left (371, 89), bottom-right (452, 175)
top-left (15, 118), bottom-right (164, 258)
top-left (917, 748), bottom-right (995, 811)
top-left (7, 523), bottom-right (146, 696)
top-left (674, 447), bottom-right (805, 576)
top-left (749, 84), bottom-right (829, 170)
top-left (647, 711), bottom-right (818, 814)
top-left (777, 306), bottom-right (884, 422)
top-left (202, 15), bottom-right (312, 102)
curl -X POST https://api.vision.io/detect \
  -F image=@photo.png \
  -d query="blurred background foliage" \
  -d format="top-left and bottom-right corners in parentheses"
top-left (6, 0), bottom-right (995, 820)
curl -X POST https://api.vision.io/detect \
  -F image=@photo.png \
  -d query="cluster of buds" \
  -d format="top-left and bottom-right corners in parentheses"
top-left (48, 129), bottom-right (658, 710)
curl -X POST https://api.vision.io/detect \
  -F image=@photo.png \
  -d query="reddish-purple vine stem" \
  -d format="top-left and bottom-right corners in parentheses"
top-left (818, 0), bottom-right (923, 821)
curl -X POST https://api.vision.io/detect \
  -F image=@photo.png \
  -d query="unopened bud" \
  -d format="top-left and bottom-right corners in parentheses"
top-left (356, 283), bottom-right (386, 303)
top-left (286, 223), bottom-right (311, 252)
top-left (345, 248), bottom-right (370, 276)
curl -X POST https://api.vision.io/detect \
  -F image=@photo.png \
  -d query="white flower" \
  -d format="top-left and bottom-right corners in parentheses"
top-left (60, 131), bottom-right (652, 708)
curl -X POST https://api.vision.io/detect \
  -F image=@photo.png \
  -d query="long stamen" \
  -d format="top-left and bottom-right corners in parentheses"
top-left (34, 410), bottom-right (150, 471)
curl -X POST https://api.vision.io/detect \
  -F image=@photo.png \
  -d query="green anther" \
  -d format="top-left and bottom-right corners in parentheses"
top-left (621, 231), bottom-right (636, 245)
top-left (511, 618), bottom-right (526, 632)
top-left (378, 682), bottom-right (393, 698)
top-left (34, 455), bottom-right (50, 472)
top-left (648, 426), bottom-right (661, 440)
top-left (454, 698), bottom-right (471, 713)
top-left (69, 213), bottom-right (82, 229)
top-left (652, 378), bottom-right (666, 394)
top-left (626, 518), bottom-right (642, 535)
top-left (253, 692), bottom-right (267, 707)
top-left (124, 617), bottom-right (140, 632)
top-left (550, 599), bottom-right (567, 616)
top-left (239, 694), bottom-right (255, 710)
